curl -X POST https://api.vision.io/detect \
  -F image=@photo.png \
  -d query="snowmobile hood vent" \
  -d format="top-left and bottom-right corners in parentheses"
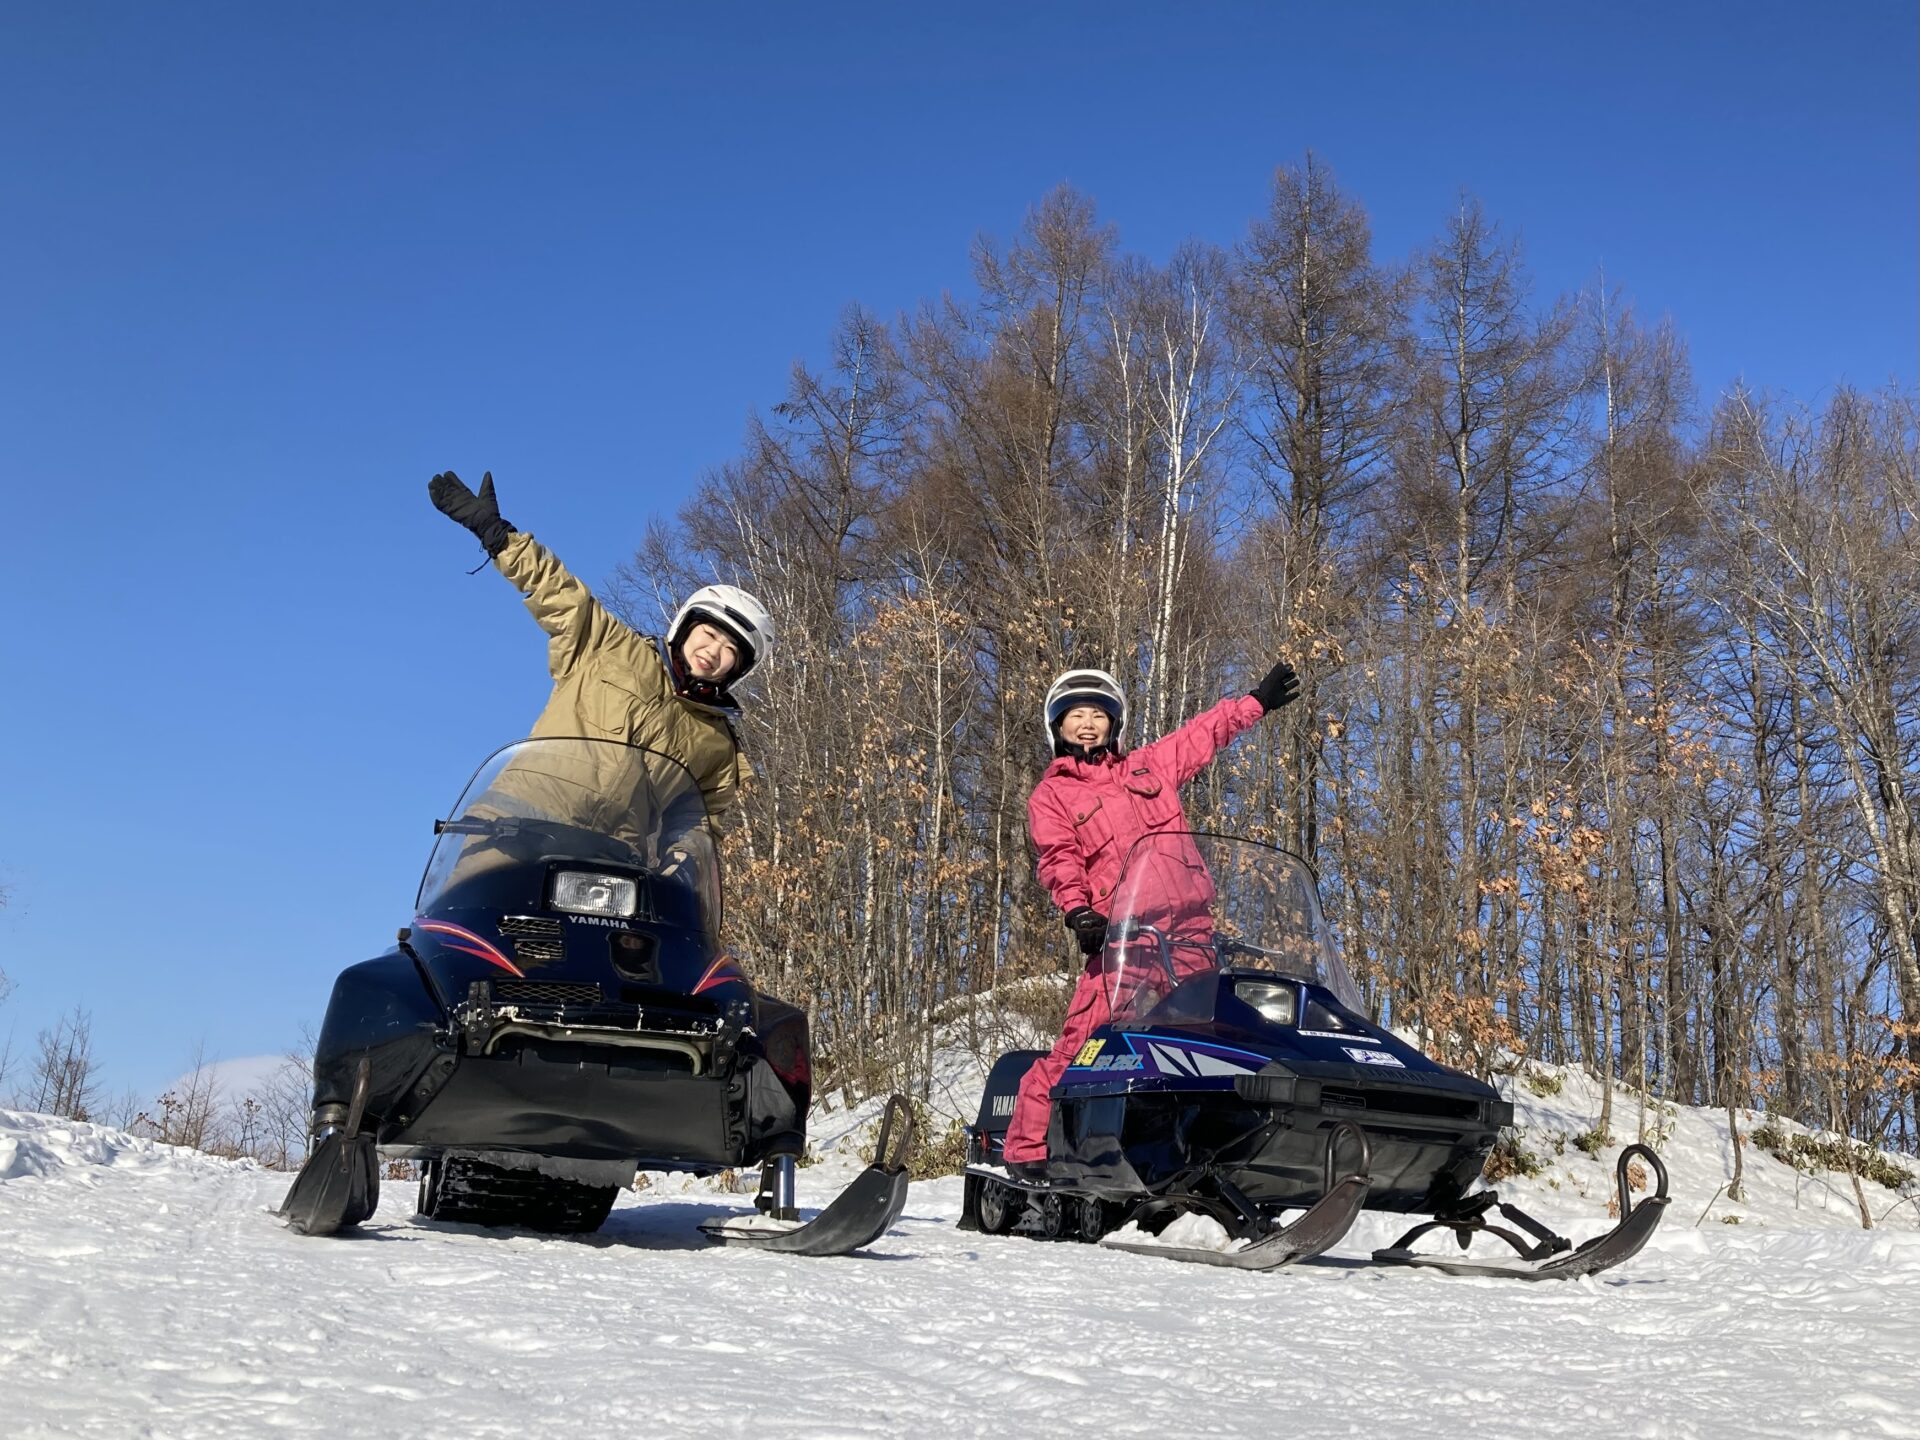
top-left (500, 915), bottom-right (564, 938)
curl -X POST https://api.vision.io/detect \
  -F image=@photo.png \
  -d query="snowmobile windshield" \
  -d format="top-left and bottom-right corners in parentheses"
top-left (1102, 833), bottom-right (1362, 1026)
top-left (415, 737), bottom-right (721, 941)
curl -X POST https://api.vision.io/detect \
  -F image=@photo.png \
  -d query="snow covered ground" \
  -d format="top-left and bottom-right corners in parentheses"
top-left (4, 1072), bottom-right (1918, 1440)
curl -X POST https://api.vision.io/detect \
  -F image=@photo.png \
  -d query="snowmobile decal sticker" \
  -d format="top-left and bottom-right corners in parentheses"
top-left (1136, 1044), bottom-right (1259, 1075)
top-left (1341, 1046), bottom-right (1406, 1068)
top-left (692, 955), bottom-right (745, 995)
top-left (1189, 1052), bottom-right (1259, 1077)
top-left (1149, 1043), bottom-right (1195, 1076)
top-left (414, 919), bottom-right (525, 977)
top-left (1062, 1033), bottom-right (1263, 1083)
top-left (1133, 1036), bottom-right (1265, 1079)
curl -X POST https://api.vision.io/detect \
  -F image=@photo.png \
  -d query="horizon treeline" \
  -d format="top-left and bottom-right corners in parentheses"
top-left (612, 158), bottom-right (1919, 1163)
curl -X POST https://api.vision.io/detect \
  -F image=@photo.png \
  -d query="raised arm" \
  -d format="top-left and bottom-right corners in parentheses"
top-left (1136, 660), bottom-right (1300, 786)
top-left (430, 470), bottom-right (636, 682)
top-left (492, 531), bottom-right (629, 681)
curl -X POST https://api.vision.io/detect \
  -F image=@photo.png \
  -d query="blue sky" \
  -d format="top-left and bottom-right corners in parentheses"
top-left (2, 2), bottom-right (1915, 1104)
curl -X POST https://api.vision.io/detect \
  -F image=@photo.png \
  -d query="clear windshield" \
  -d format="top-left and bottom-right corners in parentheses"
top-left (1103, 832), bottom-right (1362, 1025)
top-left (416, 738), bottom-right (720, 939)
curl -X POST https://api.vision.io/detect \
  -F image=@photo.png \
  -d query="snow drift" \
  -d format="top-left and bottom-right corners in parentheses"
top-left (3, 1066), bottom-right (1919, 1439)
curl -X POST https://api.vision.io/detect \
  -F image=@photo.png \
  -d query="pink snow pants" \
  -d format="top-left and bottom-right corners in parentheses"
top-left (1001, 957), bottom-right (1111, 1164)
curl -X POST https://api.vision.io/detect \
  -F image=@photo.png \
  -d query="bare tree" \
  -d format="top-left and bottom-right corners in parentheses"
top-left (135, 1043), bottom-right (226, 1151)
top-left (246, 1043), bottom-right (315, 1170)
top-left (572, 175), bottom-right (1917, 1192)
top-left (27, 1007), bottom-right (102, 1121)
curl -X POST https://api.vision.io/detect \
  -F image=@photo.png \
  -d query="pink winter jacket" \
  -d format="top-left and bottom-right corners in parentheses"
top-left (1027, 694), bottom-right (1266, 921)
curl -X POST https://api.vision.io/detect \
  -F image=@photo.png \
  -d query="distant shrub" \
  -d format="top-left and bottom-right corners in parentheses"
top-left (861, 1098), bottom-right (968, 1180)
top-left (1483, 1130), bottom-right (1545, 1182)
top-left (1523, 1069), bottom-right (1564, 1098)
top-left (1630, 1099), bottom-right (1678, 1150)
top-left (911, 1117), bottom-right (970, 1180)
top-left (1572, 1128), bottom-right (1609, 1157)
top-left (1749, 1120), bottom-right (1914, 1191)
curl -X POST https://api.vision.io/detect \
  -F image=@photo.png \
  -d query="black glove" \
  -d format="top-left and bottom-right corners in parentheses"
top-left (1063, 906), bottom-right (1108, 957)
top-left (429, 470), bottom-right (514, 556)
top-left (1250, 658), bottom-right (1301, 714)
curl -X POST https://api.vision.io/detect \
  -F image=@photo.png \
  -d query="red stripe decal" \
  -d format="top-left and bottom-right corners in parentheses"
top-left (415, 919), bottom-right (525, 977)
top-left (693, 955), bottom-right (742, 995)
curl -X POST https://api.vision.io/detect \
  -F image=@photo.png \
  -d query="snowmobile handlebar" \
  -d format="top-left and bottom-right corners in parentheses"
top-left (434, 816), bottom-right (500, 836)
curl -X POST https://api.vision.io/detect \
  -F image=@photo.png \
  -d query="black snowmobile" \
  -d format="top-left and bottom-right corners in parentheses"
top-left (962, 832), bottom-right (1669, 1279)
top-left (280, 736), bottom-right (912, 1253)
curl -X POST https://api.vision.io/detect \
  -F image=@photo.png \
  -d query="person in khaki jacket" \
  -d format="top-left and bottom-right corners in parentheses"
top-left (428, 469), bottom-right (769, 827)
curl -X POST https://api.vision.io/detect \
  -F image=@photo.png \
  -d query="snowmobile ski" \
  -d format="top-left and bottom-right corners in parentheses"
top-left (279, 1059), bottom-right (380, 1237)
top-left (699, 1095), bottom-right (914, 1256)
top-left (966, 1121), bottom-right (1372, 1269)
top-left (1373, 1143), bottom-right (1670, 1281)
top-left (1096, 1120), bottom-right (1371, 1270)
top-left (1099, 1169), bottom-right (1371, 1270)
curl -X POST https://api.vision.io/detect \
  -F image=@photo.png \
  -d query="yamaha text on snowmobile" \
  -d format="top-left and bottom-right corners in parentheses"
top-left (280, 737), bottom-right (912, 1253)
top-left (962, 832), bottom-right (1669, 1278)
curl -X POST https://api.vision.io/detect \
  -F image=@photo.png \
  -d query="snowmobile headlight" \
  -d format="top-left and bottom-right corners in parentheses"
top-left (1235, 980), bottom-right (1298, 1027)
top-left (551, 871), bottom-right (639, 918)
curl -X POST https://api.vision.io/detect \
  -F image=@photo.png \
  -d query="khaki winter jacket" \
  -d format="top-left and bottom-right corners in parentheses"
top-left (494, 531), bottom-right (749, 816)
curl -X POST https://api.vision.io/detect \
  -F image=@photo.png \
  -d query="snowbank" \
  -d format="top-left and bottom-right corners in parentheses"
top-left (0, 1107), bottom-right (260, 1185)
top-left (4, 1070), bottom-right (1919, 1439)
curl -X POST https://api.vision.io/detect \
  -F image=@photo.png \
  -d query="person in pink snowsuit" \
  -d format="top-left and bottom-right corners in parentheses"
top-left (1000, 660), bottom-right (1302, 1174)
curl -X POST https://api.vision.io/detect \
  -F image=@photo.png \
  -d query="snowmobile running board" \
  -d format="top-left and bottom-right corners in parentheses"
top-left (699, 1095), bottom-right (914, 1256)
top-left (1373, 1143), bottom-right (1671, 1281)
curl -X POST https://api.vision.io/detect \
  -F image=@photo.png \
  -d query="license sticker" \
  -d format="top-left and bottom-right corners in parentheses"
top-left (1072, 1039), bottom-right (1106, 1067)
top-left (1342, 1046), bottom-right (1405, 1068)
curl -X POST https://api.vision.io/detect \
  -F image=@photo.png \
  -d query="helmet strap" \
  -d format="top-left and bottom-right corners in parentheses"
top-left (1056, 739), bottom-right (1122, 763)
top-left (1051, 719), bottom-right (1122, 763)
top-left (668, 637), bottom-right (734, 706)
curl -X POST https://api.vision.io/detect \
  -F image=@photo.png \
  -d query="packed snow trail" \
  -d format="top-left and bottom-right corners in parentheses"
top-left (3, 1110), bottom-right (1919, 1439)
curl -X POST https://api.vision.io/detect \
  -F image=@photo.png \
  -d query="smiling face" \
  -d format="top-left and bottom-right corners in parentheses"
top-left (681, 621), bottom-right (741, 682)
top-left (1059, 702), bottom-right (1113, 749)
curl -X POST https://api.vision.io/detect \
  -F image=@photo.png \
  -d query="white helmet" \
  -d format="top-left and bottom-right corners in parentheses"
top-left (668, 584), bottom-right (775, 685)
top-left (1043, 668), bottom-right (1127, 755)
